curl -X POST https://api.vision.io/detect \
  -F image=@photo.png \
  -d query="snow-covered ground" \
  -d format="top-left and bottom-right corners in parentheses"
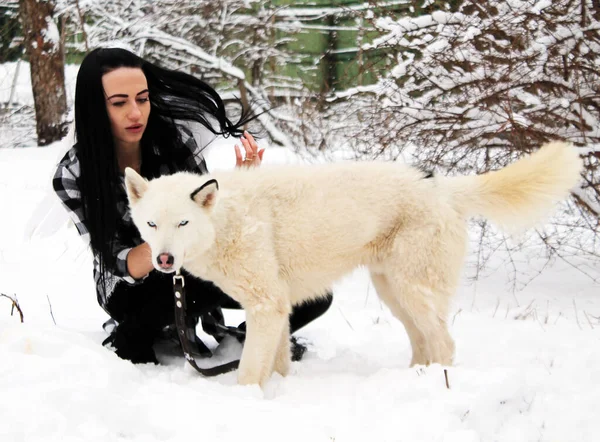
top-left (0, 135), bottom-right (599, 442)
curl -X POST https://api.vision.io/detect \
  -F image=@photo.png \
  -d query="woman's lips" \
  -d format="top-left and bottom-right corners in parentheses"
top-left (126, 125), bottom-right (143, 133)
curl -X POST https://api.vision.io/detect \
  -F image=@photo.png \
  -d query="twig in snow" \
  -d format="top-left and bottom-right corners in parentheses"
top-left (1, 293), bottom-right (24, 323)
top-left (514, 300), bottom-right (536, 320)
top-left (584, 310), bottom-right (595, 330)
top-left (444, 369), bottom-right (450, 389)
top-left (573, 299), bottom-right (583, 330)
top-left (492, 298), bottom-right (500, 318)
top-left (460, 410), bottom-right (470, 422)
top-left (47, 295), bottom-right (56, 325)
top-left (452, 308), bottom-right (462, 325)
top-left (553, 312), bottom-right (563, 325)
top-left (337, 307), bottom-right (355, 331)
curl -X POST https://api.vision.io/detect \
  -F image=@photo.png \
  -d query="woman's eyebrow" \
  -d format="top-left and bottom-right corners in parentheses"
top-left (106, 89), bottom-right (149, 100)
top-left (106, 93), bottom-right (127, 100)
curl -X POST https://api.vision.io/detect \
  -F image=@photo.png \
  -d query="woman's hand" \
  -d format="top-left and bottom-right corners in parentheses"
top-left (234, 131), bottom-right (265, 168)
top-left (126, 242), bottom-right (154, 280)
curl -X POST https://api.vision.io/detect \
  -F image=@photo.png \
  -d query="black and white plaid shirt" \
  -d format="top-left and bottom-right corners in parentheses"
top-left (52, 126), bottom-right (209, 313)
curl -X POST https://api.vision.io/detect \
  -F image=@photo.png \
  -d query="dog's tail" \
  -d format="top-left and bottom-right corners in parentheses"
top-left (444, 142), bottom-right (582, 231)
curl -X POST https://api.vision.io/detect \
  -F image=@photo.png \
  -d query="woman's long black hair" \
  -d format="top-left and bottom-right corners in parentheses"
top-left (74, 47), bottom-right (252, 292)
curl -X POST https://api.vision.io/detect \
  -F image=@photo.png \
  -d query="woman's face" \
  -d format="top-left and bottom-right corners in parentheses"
top-left (101, 67), bottom-right (150, 150)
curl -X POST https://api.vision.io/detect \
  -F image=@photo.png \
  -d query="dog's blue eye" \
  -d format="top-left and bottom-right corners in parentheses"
top-left (179, 220), bottom-right (189, 227)
top-left (147, 221), bottom-right (156, 228)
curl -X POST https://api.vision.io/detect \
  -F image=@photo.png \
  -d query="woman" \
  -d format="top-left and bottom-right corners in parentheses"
top-left (53, 47), bottom-right (333, 364)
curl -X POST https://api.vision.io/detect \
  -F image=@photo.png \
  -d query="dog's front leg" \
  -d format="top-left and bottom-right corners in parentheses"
top-left (238, 301), bottom-right (290, 387)
top-left (273, 323), bottom-right (291, 377)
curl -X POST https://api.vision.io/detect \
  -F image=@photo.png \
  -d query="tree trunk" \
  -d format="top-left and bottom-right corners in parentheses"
top-left (18, 0), bottom-right (68, 146)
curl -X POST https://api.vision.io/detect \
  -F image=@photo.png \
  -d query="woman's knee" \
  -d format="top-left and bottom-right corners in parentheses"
top-left (289, 291), bottom-right (334, 333)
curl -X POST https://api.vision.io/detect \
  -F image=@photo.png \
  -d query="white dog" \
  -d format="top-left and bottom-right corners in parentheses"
top-left (125, 142), bottom-right (582, 386)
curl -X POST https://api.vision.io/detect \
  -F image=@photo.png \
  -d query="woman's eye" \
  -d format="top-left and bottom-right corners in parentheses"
top-left (178, 220), bottom-right (189, 227)
top-left (137, 97), bottom-right (149, 104)
top-left (147, 221), bottom-right (156, 228)
top-left (112, 102), bottom-right (126, 107)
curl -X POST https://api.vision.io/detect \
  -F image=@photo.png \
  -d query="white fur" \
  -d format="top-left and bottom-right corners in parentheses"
top-left (125, 142), bottom-right (582, 387)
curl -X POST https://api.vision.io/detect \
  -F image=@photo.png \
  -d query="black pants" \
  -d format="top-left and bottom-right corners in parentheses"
top-left (105, 270), bottom-right (333, 363)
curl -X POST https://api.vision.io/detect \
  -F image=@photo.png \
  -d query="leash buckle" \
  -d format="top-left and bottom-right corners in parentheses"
top-left (173, 271), bottom-right (185, 288)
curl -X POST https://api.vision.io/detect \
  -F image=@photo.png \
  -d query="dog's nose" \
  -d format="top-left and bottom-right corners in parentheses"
top-left (157, 253), bottom-right (174, 269)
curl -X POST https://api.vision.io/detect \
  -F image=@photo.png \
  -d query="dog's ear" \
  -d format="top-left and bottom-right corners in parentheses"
top-left (124, 167), bottom-right (149, 204)
top-left (191, 179), bottom-right (219, 210)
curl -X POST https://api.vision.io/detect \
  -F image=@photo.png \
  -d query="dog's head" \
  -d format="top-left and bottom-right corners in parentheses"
top-left (124, 167), bottom-right (218, 273)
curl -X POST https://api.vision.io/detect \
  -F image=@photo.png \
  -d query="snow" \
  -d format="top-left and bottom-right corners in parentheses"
top-left (132, 30), bottom-right (246, 80)
top-left (1, 134), bottom-right (599, 442)
top-left (426, 38), bottom-right (450, 54)
top-left (532, 0), bottom-right (553, 14)
top-left (42, 16), bottom-right (61, 50)
top-left (0, 61), bottom-right (79, 107)
top-left (273, 1), bottom-right (411, 19)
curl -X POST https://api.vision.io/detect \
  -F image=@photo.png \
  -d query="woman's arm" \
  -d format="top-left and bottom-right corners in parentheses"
top-left (53, 158), bottom-right (152, 306)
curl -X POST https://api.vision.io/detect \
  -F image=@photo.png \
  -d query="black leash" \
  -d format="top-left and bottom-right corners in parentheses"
top-left (173, 271), bottom-right (240, 376)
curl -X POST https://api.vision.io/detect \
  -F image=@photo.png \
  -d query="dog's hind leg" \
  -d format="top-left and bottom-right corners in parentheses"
top-left (370, 271), bottom-right (455, 367)
top-left (370, 272), bottom-right (426, 364)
